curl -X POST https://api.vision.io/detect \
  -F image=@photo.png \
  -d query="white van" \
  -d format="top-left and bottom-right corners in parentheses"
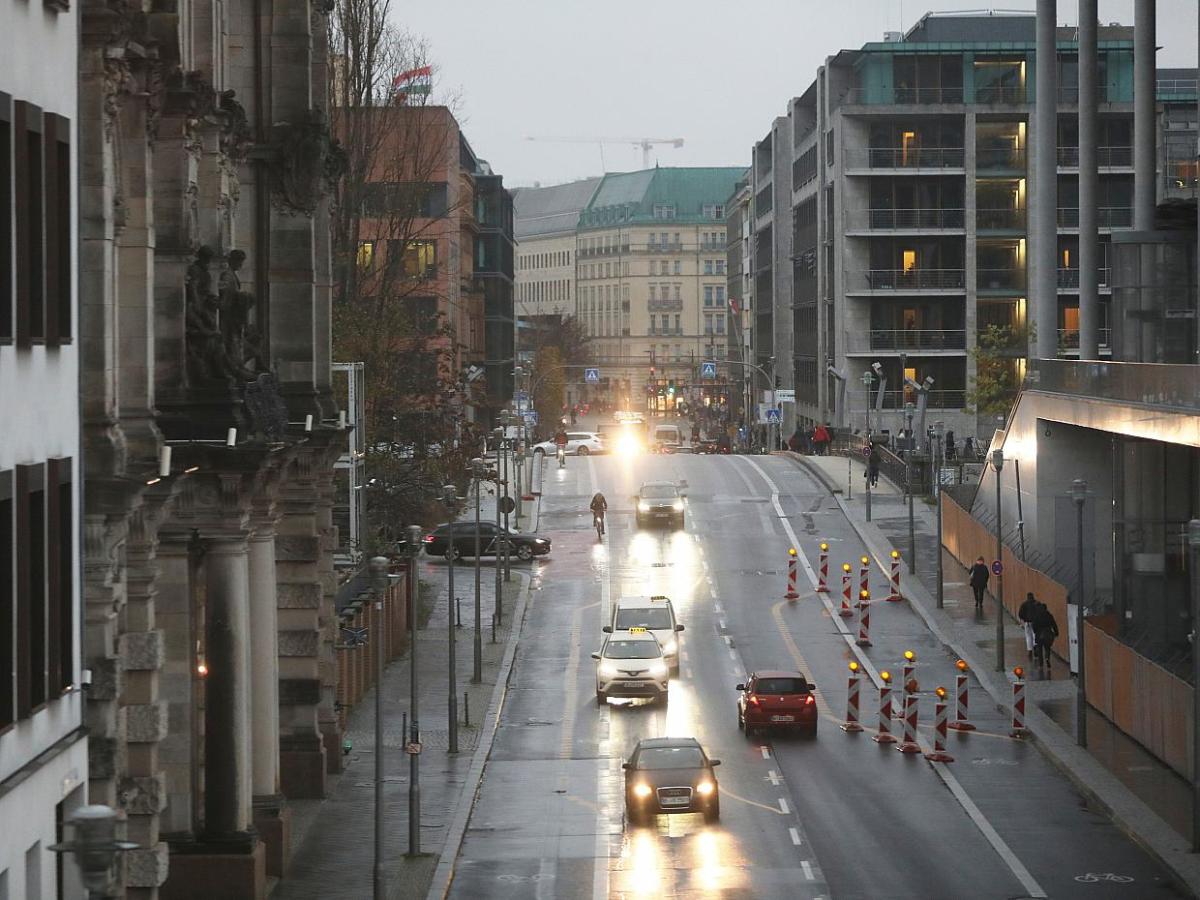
top-left (604, 595), bottom-right (684, 672)
top-left (651, 423), bottom-right (683, 451)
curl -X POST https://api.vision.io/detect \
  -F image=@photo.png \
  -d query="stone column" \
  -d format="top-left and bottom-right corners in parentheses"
top-left (1078, 0), bottom-right (1101, 360)
top-left (1033, 0), bottom-right (1059, 360)
top-left (1133, 0), bottom-right (1157, 231)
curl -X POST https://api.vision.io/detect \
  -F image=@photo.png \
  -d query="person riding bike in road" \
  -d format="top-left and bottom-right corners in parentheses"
top-left (590, 492), bottom-right (608, 535)
top-left (554, 426), bottom-right (569, 466)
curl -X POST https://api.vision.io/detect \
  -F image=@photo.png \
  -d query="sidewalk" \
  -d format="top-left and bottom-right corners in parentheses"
top-left (273, 496), bottom-right (531, 900)
top-left (789, 450), bottom-right (1200, 896)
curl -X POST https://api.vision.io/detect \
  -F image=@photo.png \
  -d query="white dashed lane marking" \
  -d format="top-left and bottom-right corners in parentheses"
top-left (778, 798), bottom-right (790, 815)
top-left (802, 861), bottom-right (815, 880)
top-left (789, 827), bottom-right (802, 846)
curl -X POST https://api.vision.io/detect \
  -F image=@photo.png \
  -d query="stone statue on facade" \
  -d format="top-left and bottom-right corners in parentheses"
top-left (185, 246), bottom-right (238, 385)
top-left (219, 249), bottom-right (262, 377)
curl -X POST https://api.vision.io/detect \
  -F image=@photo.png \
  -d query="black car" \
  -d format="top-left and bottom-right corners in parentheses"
top-left (421, 522), bottom-right (551, 562)
top-left (635, 481), bottom-right (685, 529)
top-left (623, 737), bottom-right (720, 826)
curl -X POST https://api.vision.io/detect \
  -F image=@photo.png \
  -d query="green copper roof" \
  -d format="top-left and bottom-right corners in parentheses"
top-left (580, 167), bottom-right (747, 228)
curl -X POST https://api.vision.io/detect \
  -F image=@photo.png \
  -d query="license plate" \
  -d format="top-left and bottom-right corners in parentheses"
top-left (660, 796), bottom-right (689, 807)
top-left (621, 681), bottom-right (645, 688)
top-left (771, 715), bottom-right (795, 723)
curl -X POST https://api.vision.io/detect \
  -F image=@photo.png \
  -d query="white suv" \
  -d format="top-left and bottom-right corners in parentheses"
top-left (605, 595), bottom-right (683, 672)
top-left (532, 432), bottom-right (604, 456)
top-left (592, 629), bottom-right (670, 705)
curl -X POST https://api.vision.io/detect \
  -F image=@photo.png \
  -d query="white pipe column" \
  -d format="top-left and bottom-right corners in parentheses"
top-left (1034, 0), bottom-right (1060, 359)
top-left (249, 526), bottom-right (280, 798)
top-left (1133, 0), bottom-right (1157, 230)
top-left (1078, 0), bottom-right (1100, 359)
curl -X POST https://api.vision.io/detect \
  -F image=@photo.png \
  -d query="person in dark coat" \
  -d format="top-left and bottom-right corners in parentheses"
top-left (866, 446), bottom-right (881, 487)
top-left (1018, 592), bottom-right (1039, 660)
top-left (945, 430), bottom-right (957, 461)
top-left (968, 557), bottom-right (990, 609)
top-left (1032, 601), bottom-right (1060, 672)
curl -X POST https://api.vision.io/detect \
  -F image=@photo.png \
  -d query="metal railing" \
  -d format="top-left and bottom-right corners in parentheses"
top-left (976, 208), bottom-right (1025, 230)
top-left (845, 147), bottom-right (965, 169)
top-left (1056, 207), bottom-right (1133, 228)
top-left (851, 268), bottom-right (966, 291)
top-left (846, 208), bottom-right (965, 230)
top-left (848, 388), bottom-right (968, 410)
top-left (975, 85), bottom-right (1027, 104)
top-left (976, 267), bottom-right (1025, 291)
top-left (1056, 267), bottom-right (1113, 289)
top-left (1057, 327), bottom-right (1113, 348)
top-left (846, 329), bottom-right (967, 353)
top-left (842, 87), bottom-right (964, 105)
top-left (1057, 146), bottom-right (1133, 167)
top-left (976, 147), bottom-right (1025, 169)
top-left (647, 298), bottom-right (683, 312)
top-left (1027, 358), bottom-right (1200, 412)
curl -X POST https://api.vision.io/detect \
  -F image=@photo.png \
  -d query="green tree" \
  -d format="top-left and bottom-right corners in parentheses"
top-left (966, 324), bottom-right (1022, 416)
top-left (531, 346), bottom-right (565, 437)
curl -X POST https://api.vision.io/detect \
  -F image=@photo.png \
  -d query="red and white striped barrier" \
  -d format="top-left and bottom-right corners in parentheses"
top-left (873, 676), bottom-right (897, 744)
top-left (841, 665), bottom-right (864, 733)
top-left (947, 663), bottom-right (976, 732)
top-left (839, 564), bottom-right (854, 617)
top-left (896, 652), bottom-right (916, 718)
top-left (858, 556), bottom-right (870, 603)
top-left (786, 548), bottom-right (800, 601)
top-left (856, 591), bottom-right (872, 647)
top-left (886, 550), bottom-right (903, 602)
top-left (817, 543), bottom-right (830, 592)
top-left (1010, 668), bottom-right (1030, 739)
top-left (896, 694), bottom-right (921, 754)
top-left (924, 691), bottom-right (955, 762)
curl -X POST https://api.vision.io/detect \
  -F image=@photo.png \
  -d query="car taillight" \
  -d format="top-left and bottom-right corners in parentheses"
top-left (804, 694), bottom-right (815, 705)
top-left (422, 534), bottom-right (435, 543)
top-left (747, 695), bottom-right (760, 706)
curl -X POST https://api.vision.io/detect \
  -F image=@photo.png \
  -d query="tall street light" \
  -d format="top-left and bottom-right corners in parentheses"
top-left (861, 369), bottom-right (874, 522)
top-left (442, 485), bottom-right (460, 755)
top-left (405, 525), bottom-right (422, 857)
top-left (492, 427), bottom-right (504, 633)
top-left (933, 421), bottom-right (945, 608)
top-left (501, 410), bottom-right (513, 584)
top-left (470, 457), bottom-right (485, 683)
top-left (369, 555), bottom-right (390, 897)
top-left (992, 448), bottom-right (1006, 672)
top-left (1070, 479), bottom-right (1088, 747)
top-left (1189, 519), bottom-right (1200, 852)
top-left (904, 401), bottom-right (916, 572)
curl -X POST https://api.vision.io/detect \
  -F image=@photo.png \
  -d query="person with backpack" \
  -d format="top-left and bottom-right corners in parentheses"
top-left (1032, 601), bottom-right (1060, 673)
top-left (968, 556), bottom-right (990, 610)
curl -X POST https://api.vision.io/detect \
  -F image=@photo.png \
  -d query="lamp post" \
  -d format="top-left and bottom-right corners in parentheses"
top-left (1071, 479), bottom-right (1088, 747)
top-left (405, 526), bottom-right (422, 857)
top-left (992, 448), bottom-right (1006, 672)
top-left (369, 555), bottom-right (390, 895)
top-left (49, 805), bottom-right (138, 899)
top-left (442, 485), bottom-right (460, 755)
top-left (861, 370), bottom-right (874, 522)
top-left (904, 401), bottom-right (916, 573)
top-left (492, 427), bottom-right (503, 632)
top-left (470, 457), bottom-right (485, 683)
top-left (501, 410), bottom-right (513, 584)
top-left (933, 421), bottom-right (945, 609)
top-left (1188, 518), bottom-right (1200, 852)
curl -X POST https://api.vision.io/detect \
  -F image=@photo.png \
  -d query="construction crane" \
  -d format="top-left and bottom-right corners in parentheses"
top-left (524, 135), bottom-right (685, 170)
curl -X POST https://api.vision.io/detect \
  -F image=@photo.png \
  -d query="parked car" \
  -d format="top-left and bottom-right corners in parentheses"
top-left (736, 671), bottom-right (818, 737)
top-left (623, 737), bottom-right (720, 825)
top-left (421, 522), bottom-right (551, 561)
top-left (531, 431), bottom-right (604, 456)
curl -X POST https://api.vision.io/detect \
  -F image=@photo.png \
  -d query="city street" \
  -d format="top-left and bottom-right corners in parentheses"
top-left (444, 450), bottom-right (1182, 899)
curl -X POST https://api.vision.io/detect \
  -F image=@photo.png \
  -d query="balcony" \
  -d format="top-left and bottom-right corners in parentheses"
top-left (641, 242), bottom-right (684, 253)
top-left (848, 268), bottom-right (966, 292)
top-left (975, 85), bottom-right (1027, 104)
top-left (1058, 327), bottom-right (1113, 349)
top-left (977, 267), bottom-right (1025, 292)
top-left (842, 87), bottom-right (963, 105)
top-left (1057, 146), bottom-right (1133, 168)
top-left (846, 329), bottom-right (967, 354)
top-left (1056, 267), bottom-right (1113, 290)
top-left (846, 208), bottom-right (965, 231)
top-left (845, 147), bottom-right (965, 170)
top-left (1056, 207), bottom-right (1134, 229)
top-left (648, 298), bottom-right (683, 312)
top-left (976, 147), bottom-right (1026, 170)
top-left (976, 208), bottom-right (1026, 230)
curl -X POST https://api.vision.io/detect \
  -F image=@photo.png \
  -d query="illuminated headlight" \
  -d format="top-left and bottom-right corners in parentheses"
top-left (534, 539), bottom-right (549, 546)
top-left (633, 783), bottom-right (653, 798)
top-left (638, 502), bottom-right (650, 512)
top-left (598, 663), bottom-right (618, 679)
top-left (648, 661), bottom-right (669, 678)
top-left (662, 639), bottom-right (678, 656)
top-left (695, 781), bottom-right (715, 796)
top-left (672, 500), bottom-right (684, 511)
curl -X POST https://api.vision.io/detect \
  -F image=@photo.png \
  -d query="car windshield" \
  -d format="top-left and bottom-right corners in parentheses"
top-left (615, 609), bottom-right (673, 630)
top-left (604, 640), bottom-right (660, 660)
top-left (636, 747), bottom-right (704, 769)
top-left (640, 485), bottom-right (677, 499)
top-left (754, 677), bottom-right (809, 694)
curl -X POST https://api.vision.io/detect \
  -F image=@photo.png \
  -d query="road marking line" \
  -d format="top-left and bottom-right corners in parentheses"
top-left (728, 648), bottom-right (737, 661)
top-left (778, 797), bottom-right (790, 815)
top-left (802, 861), bottom-right (815, 881)
top-left (684, 667), bottom-right (693, 680)
top-left (714, 602), bottom-right (724, 613)
top-left (760, 746), bottom-right (770, 759)
top-left (789, 827), bottom-right (802, 845)
top-left (719, 786), bottom-right (789, 815)
top-left (767, 770), bottom-right (782, 786)
top-left (722, 635), bottom-right (732, 646)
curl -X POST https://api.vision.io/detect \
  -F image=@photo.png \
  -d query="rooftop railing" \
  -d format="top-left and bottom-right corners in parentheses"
top-left (846, 329), bottom-right (967, 353)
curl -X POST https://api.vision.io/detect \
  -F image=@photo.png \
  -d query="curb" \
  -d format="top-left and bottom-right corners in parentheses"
top-left (788, 452), bottom-right (1200, 898)
top-left (424, 571), bottom-right (533, 900)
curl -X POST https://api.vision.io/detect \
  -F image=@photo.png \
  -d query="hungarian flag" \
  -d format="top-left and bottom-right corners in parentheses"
top-left (728, 298), bottom-right (740, 315)
top-left (392, 65), bottom-right (432, 100)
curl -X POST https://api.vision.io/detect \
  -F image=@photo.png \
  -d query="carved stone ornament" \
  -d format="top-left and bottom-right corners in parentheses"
top-left (216, 90), bottom-right (252, 164)
top-left (271, 109), bottom-right (347, 216)
top-left (243, 373), bottom-right (290, 442)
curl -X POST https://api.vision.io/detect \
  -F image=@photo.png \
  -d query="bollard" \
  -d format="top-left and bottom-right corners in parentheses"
top-left (1010, 667), bottom-right (1030, 739)
top-left (402, 712), bottom-right (409, 745)
top-left (839, 564), bottom-right (854, 617)
top-left (817, 543), bottom-right (830, 592)
top-left (463, 691), bottom-right (470, 727)
top-left (873, 671), bottom-right (898, 744)
top-left (924, 688), bottom-right (955, 762)
top-left (947, 661), bottom-right (976, 731)
top-left (896, 650), bottom-right (916, 719)
top-left (785, 548), bottom-right (800, 600)
top-left (856, 590), bottom-right (872, 647)
top-left (841, 662), bottom-right (864, 732)
top-left (858, 555), bottom-right (870, 603)
top-left (886, 550), bottom-right (904, 602)
top-left (896, 694), bottom-right (921, 754)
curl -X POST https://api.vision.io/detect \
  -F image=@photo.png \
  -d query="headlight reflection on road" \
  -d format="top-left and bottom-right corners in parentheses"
top-left (664, 674), bottom-right (696, 735)
top-left (626, 829), bottom-right (662, 896)
top-left (694, 830), bottom-right (743, 893)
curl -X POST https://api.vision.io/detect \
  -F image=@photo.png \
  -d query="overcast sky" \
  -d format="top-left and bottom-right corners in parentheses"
top-left (408, 1), bottom-right (1198, 187)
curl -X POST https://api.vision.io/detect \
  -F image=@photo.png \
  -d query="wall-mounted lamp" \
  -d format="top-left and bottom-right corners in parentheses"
top-left (305, 414), bottom-right (314, 433)
top-left (183, 465), bottom-right (200, 474)
top-left (226, 428), bottom-right (237, 448)
top-left (158, 446), bottom-right (172, 478)
top-left (339, 410), bottom-right (348, 429)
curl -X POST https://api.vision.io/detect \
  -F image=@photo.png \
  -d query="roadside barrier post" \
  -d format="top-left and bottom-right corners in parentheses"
top-left (817, 543), bottom-right (830, 592)
top-left (856, 590), bottom-right (872, 647)
top-left (887, 549), bottom-right (903, 602)
top-left (858, 555), bottom-right (870, 603)
top-left (896, 694), bottom-right (921, 754)
top-left (839, 564), bottom-right (854, 617)
top-left (924, 687), bottom-right (955, 762)
top-left (1010, 667), bottom-right (1030, 739)
top-left (947, 660), bottom-right (976, 731)
top-left (873, 671), bottom-right (897, 744)
top-left (841, 662), bottom-right (864, 733)
top-left (897, 650), bottom-right (916, 718)
top-left (786, 548), bottom-right (800, 601)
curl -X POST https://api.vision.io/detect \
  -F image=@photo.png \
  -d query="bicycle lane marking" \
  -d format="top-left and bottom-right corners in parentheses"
top-left (739, 455), bottom-right (1048, 900)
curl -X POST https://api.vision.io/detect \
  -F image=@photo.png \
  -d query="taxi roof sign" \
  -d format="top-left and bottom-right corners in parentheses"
top-left (628, 626), bottom-right (648, 634)
top-left (650, 594), bottom-right (670, 602)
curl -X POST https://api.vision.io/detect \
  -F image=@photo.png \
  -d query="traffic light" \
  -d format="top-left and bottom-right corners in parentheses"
top-left (667, 379), bottom-right (676, 395)
top-left (650, 366), bottom-right (656, 378)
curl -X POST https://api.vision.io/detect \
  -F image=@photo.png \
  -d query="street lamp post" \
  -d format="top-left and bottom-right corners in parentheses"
top-left (501, 411), bottom-right (513, 584)
top-left (934, 421), bottom-right (945, 609)
top-left (442, 485), bottom-right (460, 755)
top-left (905, 402), bottom-right (916, 573)
top-left (405, 526), bottom-right (422, 857)
top-left (49, 804), bottom-right (139, 899)
top-left (369, 555), bottom-right (390, 896)
top-left (992, 448), bottom-right (1006, 672)
top-left (861, 370), bottom-right (874, 522)
top-left (470, 457), bottom-right (484, 683)
top-left (1188, 519), bottom-right (1200, 852)
top-left (492, 427), bottom-right (503, 633)
top-left (1071, 479), bottom-right (1088, 747)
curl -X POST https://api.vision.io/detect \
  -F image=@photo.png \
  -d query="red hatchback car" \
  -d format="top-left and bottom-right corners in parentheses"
top-left (737, 671), bottom-right (818, 737)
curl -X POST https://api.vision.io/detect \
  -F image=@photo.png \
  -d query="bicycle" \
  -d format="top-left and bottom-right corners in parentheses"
top-left (593, 511), bottom-right (605, 540)
top-left (557, 445), bottom-right (566, 468)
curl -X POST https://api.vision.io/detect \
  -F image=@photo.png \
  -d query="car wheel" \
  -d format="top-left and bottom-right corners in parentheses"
top-left (704, 799), bottom-right (720, 824)
top-left (596, 690), bottom-right (606, 706)
top-left (443, 546), bottom-right (461, 562)
top-left (577, 446), bottom-right (590, 456)
top-left (516, 544), bottom-right (534, 562)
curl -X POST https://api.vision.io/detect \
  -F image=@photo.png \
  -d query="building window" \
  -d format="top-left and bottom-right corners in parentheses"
top-left (0, 94), bottom-right (11, 342)
top-left (704, 314), bottom-right (713, 334)
top-left (715, 316), bottom-right (726, 335)
top-left (716, 285), bottom-right (725, 304)
top-left (704, 286), bottom-right (714, 306)
top-left (673, 284), bottom-right (681, 301)
top-left (704, 260), bottom-right (714, 275)
top-left (673, 260), bottom-right (681, 275)
top-left (0, 470), bottom-right (12, 728)
top-left (654, 204), bottom-right (677, 219)
top-left (47, 458), bottom-right (71, 695)
top-left (673, 314), bottom-right (681, 334)
top-left (356, 241), bottom-right (375, 269)
top-left (715, 260), bottom-right (726, 275)
top-left (14, 101), bottom-right (45, 345)
top-left (660, 232), bottom-right (668, 245)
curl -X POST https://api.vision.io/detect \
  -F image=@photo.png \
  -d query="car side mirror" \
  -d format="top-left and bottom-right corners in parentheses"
top-left (735, 683), bottom-right (746, 692)
top-left (807, 683), bottom-right (817, 690)
top-left (631, 495), bottom-right (640, 503)
top-left (590, 652), bottom-right (601, 660)
top-left (621, 762), bottom-right (631, 770)
top-left (602, 625), bottom-right (612, 634)
top-left (709, 759), bottom-right (721, 767)
top-left (675, 624), bottom-right (684, 632)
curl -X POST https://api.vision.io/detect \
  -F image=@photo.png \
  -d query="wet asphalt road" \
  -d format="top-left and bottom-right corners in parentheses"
top-left (445, 452), bottom-right (1181, 899)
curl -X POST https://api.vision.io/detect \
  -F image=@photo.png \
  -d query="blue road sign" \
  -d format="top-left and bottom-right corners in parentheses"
top-left (991, 560), bottom-right (1003, 576)
top-left (525, 411), bottom-right (539, 425)
top-left (766, 408), bottom-right (781, 423)
top-left (584, 368), bottom-right (600, 383)
top-left (701, 361), bottom-right (717, 379)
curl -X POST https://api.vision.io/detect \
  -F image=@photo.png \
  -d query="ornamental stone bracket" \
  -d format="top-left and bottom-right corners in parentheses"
top-left (269, 109), bottom-right (346, 216)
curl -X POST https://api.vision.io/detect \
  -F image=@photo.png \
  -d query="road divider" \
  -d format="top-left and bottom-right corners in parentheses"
top-left (817, 543), bottom-right (830, 592)
top-left (886, 550), bottom-right (904, 602)
top-left (948, 661), bottom-right (976, 732)
top-left (897, 694), bottom-right (921, 754)
top-left (839, 564), bottom-right (854, 617)
top-left (858, 556), bottom-right (870, 602)
top-left (841, 662), bottom-right (864, 733)
top-left (786, 547), bottom-right (800, 601)
top-left (873, 671), bottom-right (898, 745)
top-left (1010, 668), bottom-right (1030, 739)
top-left (856, 590), bottom-right (872, 647)
top-left (925, 688), bottom-right (955, 763)
top-left (898, 650), bottom-right (917, 718)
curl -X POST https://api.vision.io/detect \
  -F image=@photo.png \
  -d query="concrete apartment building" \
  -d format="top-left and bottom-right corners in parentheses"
top-left (725, 178), bottom-right (755, 422)
top-left (576, 167), bottom-right (745, 408)
top-left (0, 0), bottom-right (89, 894)
top-left (751, 11), bottom-right (1197, 440)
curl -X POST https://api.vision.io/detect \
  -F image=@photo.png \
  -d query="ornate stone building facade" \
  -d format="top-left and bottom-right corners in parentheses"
top-left (80, 0), bottom-right (343, 896)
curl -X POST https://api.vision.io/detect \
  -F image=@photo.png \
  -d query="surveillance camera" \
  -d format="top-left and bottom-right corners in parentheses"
top-left (923, 376), bottom-right (935, 389)
top-left (871, 362), bottom-right (883, 374)
top-left (80, 669), bottom-right (93, 688)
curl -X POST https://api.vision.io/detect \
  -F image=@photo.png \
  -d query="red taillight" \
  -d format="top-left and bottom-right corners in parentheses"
top-left (804, 694), bottom-right (815, 705)
top-left (422, 534), bottom-right (435, 543)
top-left (747, 695), bottom-right (761, 706)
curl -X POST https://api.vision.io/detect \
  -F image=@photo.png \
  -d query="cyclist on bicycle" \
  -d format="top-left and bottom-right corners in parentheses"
top-left (554, 426), bottom-right (569, 466)
top-left (590, 492), bottom-right (608, 535)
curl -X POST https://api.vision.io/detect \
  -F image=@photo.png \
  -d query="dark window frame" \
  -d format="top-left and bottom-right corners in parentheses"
top-left (0, 93), bottom-right (12, 343)
top-left (47, 457), bottom-right (72, 695)
top-left (14, 101), bottom-right (45, 346)
top-left (0, 470), bottom-right (13, 731)
top-left (44, 114), bottom-right (71, 346)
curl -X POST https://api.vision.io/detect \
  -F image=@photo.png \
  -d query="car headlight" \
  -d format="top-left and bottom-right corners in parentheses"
top-left (695, 781), bottom-right (715, 796)
top-left (534, 539), bottom-right (548, 546)
top-left (648, 661), bottom-right (669, 678)
top-left (598, 663), bottom-right (617, 679)
top-left (633, 783), bottom-right (653, 798)
top-left (638, 502), bottom-right (650, 512)
top-left (662, 639), bottom-right (677, 656)
top-left (672, 500), bottom-right (684, 511)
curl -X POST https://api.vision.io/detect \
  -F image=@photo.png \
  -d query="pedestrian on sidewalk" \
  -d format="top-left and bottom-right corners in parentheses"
top-left (1018, 592), bottom-right (1039, 661)
top-left (866, 445), bottom-right (881, 488)
top-left (788, 428), bottom-right (802, 452)
top-left (945, 430), bottom-right (957, 461)
top-left (1033, 601), bottom-right (1060, 673)
top-left (813, 423), bottom-right (830, 455)
top-left (969, 556), bottom-right (990, 610)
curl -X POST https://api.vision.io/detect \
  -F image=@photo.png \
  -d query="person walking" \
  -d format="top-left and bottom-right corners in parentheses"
top-left (788, 428), bottom-right (802, 452)
top-left (813, 423), bottom-right (831, 456)
top-left (866, 445), bottom-right (881, 488)
top-left (1033, 601), bottom-right (1060, 674)
top-left (945, 430), bottom-right (957, 461)
top-left (1018, 592), bottom-right (1039, 661)
top-left (968, 556), bottom-right (990, 610)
